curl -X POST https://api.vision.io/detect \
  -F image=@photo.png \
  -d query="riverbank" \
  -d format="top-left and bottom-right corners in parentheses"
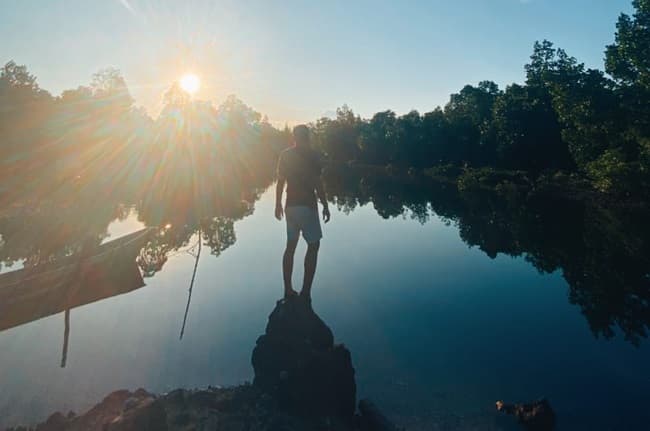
top-left (323, 162), bottom-right (649, 210)
top-left (9, 385), bottom-right (393, 431)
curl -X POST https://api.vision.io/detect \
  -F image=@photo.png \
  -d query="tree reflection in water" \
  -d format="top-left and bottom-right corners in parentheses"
top-left (324, 165), bottom-right (650, 346)
top-left (1, 162), bottom-right (648, 348)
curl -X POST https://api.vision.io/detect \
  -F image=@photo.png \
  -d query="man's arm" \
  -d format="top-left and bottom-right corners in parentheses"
top-left (316, 178), bottom-right (330, 223)
top-left (275, 177), bottom-right (285, 220)
top-left (275, 153), bottom-right (286, 220)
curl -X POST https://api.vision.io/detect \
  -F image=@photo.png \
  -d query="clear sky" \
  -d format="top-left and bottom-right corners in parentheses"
top-left (1, 0), bottom-right (633, 125)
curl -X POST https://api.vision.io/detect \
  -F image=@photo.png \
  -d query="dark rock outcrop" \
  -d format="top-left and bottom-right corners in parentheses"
top-left (10, 386), bottom-right (343, 431)
top-left (252, 298), bottom-right (357, 421)
top-left (358, 400), bottom-right (400, 431)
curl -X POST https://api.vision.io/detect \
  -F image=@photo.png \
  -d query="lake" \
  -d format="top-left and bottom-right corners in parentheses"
top-left (1, 170), bottom-right (649, 430)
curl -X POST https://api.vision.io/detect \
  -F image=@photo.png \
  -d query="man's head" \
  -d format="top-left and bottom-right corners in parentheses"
top-left (293, 125), bottom-right (310, 148)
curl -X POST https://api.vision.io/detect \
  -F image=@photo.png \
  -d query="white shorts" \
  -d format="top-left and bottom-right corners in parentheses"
top-left (285, 206), bottom-right (322, 244)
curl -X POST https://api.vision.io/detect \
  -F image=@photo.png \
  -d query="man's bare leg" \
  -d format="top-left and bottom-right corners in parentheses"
top-left (301, 240), bottom-right (320, 299)
top-left (283, 238), bottom-right (299, 298)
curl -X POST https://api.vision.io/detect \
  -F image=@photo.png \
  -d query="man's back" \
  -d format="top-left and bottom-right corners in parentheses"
top-left (278, 146), bottom-right (321, 209)
top-left (275, 124), bottom-right (330, 300)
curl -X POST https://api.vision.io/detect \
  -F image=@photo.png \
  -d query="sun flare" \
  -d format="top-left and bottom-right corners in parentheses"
top-left (179, 73), bottom-right (200, 94)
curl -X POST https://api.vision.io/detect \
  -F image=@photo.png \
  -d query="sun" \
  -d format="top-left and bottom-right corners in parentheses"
top-left (179, 73), bottom-right (200, 94)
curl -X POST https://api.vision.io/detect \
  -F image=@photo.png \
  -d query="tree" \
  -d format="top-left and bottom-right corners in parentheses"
top-left (0, 61), bottom-right (49, 105)
top-left (0, 62), bottom-right (53, 175)
top-left (606, 0), bottom-right (650, 146)
top-left (421, 108), bottom-right (451, 166)
top-left (161, 81), bottom-right (191, 110)
top-left (552, 68), bottom-right (630, 168)
top-left (444, 81), bottom-right (500, 165)
top-left (490, 42), bottom-right (577, 172)
top-left (492, 82), bottom-right (572, 172)
top-left (394, 110), bottom-right (424, 167)
top-left (313, 105), bottom-right (361, 162)
top-left (358, 110), bottom-right (397, 164)
top-left (605, 0), bottom-right (650, 90)
top-left (217, 94), bottom-right (261, 126)
top-left (90, 67), bottom-right (134, 113)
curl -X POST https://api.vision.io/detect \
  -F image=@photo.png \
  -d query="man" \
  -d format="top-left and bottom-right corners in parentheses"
top-left (275, 125), bottom-right (330, 301)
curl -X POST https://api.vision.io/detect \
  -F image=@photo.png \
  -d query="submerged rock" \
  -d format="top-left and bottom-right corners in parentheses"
top-left (252, 298), bottom-right (357, 420)
top-left (496, 398), bottom-right (556, 430)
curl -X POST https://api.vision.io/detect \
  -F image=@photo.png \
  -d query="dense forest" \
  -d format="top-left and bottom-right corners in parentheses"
top-left (1, 0), bottom-right (649, 203)
top-left (309, 0), bottom-right (650, 196)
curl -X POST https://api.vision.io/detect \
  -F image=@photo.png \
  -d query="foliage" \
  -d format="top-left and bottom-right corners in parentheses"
top-left (1, 0), bottom-right (650, 206)
top-left (585, 149), bottom-right (639, 195)
top-left (306, 1), bottom-right (648, 197)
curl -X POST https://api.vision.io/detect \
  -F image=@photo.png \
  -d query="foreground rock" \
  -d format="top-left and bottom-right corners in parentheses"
top-left (8, 299), bottom-right (398, 431)
top-left (252, 298), bottom-right (356, 421)
top-left (9, 385), bottom-right (357, 431)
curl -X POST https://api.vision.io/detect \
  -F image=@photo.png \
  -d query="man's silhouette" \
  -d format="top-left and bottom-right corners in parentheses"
top-left (275, 125), bottom-right (330, 301)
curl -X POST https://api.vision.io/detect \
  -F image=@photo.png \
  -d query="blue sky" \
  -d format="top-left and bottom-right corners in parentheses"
top-left (0, 0), bottom-right (633, 124)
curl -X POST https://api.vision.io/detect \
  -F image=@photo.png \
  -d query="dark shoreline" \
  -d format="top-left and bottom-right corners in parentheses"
top-left (323, 162), bottom-right (649, 210)
top-left (4, 385), bottom-right (395, 431)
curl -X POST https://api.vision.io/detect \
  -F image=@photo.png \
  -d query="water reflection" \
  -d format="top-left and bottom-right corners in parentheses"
top-left (0, 103), bottom-right (280, 372)
top-left (1, 164), bottom-right (649, 352)
top-left (0, 162), bottom-right (649, 429)
top-left (322, 165), bottom-right (650, 346)
top-left (0, 228), bottom-right (151, 369)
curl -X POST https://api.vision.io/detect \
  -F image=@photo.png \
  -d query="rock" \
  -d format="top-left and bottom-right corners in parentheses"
top-left (359, 400), bottom-right (400, 431)
top-left (17, 389), bottom-right (157, 431)
top-left (35, 412), bottom-right (66, 431)
top-left (251, 298), bottom-right (357, 420)
top-left (496, 398), bottom-right (556, 430)
top-left (105, 398), bottom-right (167, 431)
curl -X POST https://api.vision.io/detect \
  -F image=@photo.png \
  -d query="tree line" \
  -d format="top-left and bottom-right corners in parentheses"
top-left (1, 0), bottom-right (648, 201)
top-left (0, 64), bottom-right (290, 208)
top-left (309, 0), bottom-right (650, 195)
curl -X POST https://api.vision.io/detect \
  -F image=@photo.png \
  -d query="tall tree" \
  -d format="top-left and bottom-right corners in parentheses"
top-left (606, 0), bottom-right (650, 172)
top-left (605, 0), bottom-right (650, 90)
top-left (444, 81), bottom-right (500, 165)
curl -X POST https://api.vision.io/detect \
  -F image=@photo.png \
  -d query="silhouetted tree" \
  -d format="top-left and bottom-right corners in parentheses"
top-left (358, 110), bottom-right (397, 165)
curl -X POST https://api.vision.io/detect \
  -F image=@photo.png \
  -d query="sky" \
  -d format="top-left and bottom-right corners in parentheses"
top-left (0, 0), bottom-right (634, 125)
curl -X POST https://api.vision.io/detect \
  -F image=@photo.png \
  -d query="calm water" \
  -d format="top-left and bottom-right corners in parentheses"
top-left (1, 175), bottom-right (649, 430)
